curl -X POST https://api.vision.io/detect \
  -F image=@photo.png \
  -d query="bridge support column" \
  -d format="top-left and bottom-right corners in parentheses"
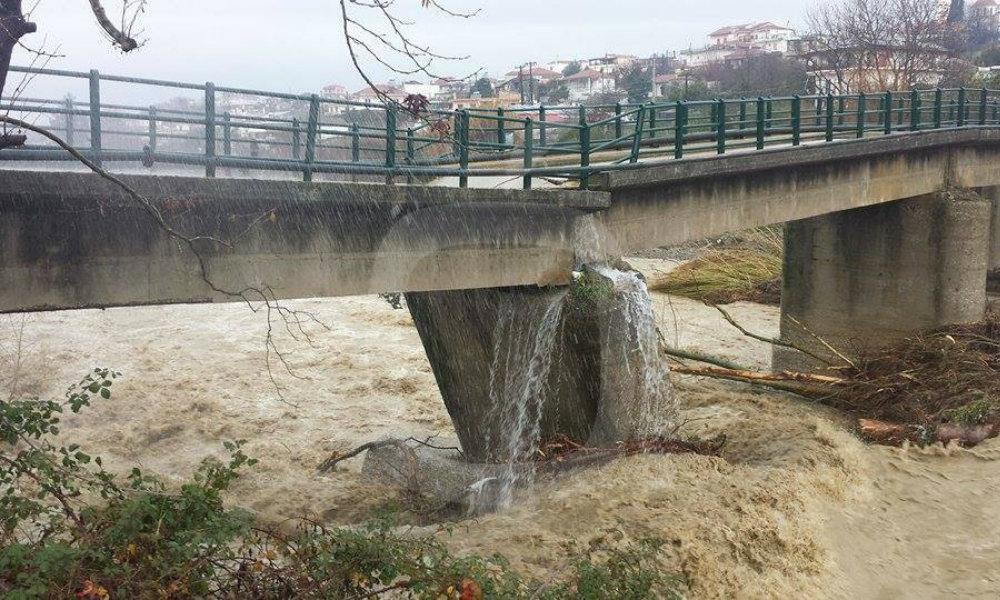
top-left (775, 190), bottom-right (991, 372)
top-left (406, 287), bottom-right (596, 462)
top-left (986, 187), bottom-right (1000, 289)
top-left (406, 274), bottom-right (673, 463)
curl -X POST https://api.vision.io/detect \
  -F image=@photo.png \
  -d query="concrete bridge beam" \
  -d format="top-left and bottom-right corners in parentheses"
top-left (775, 190), bottom-right (992, 372)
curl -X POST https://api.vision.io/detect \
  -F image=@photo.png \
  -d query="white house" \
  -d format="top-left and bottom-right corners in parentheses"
top-left (563, 68), bottom-right (616, 101)
top-left (708, 22), bottom-right (796, 54)
top-left (679, 46), bottom-right (731, 68)
top-left (585, 54), bottom-right (638, 75)
top-left (402, 81), bottom-right (441, 98)
top-left (543, 59), bottom-right (575, 75)
top-left (971, 0), bottom-right (1000, 19)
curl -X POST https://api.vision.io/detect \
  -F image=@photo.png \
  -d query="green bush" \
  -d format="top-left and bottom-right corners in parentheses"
top-left (1, 371), bottom-right (686, 599)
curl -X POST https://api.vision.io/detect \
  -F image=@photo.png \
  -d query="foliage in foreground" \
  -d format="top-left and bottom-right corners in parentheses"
top-left (652, 228), bottom-right (783, 306)
top-left (0, 371), bottom-right (685, 599)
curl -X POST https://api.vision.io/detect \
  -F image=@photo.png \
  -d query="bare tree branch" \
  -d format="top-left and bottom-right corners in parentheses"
top-left (86, 0), bottom-right (140, 52)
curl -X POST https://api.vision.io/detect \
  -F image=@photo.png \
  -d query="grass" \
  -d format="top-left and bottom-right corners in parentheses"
top-left (651, 228), bottom-right (784, 305)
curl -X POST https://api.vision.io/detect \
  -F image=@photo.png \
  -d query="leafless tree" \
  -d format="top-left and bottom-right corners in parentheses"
top-left (805, 0), bottom-right (958, 93)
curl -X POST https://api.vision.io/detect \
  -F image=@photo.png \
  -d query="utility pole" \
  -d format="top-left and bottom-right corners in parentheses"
top-left (528, 61), bottom-right (535, 105)
top-left (650, 54), bottom-right (658, 99)
top-left (518, 66), bottom-right (525, 104)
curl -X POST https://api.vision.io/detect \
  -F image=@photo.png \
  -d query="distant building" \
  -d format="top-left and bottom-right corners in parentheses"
top-left (543, 59), bottom-right (575, 74)
top-left (402, 81), bottom-right (441, 99)
top-left (652, 73), bottom-right (681, 98)
top-left (585, 53), bottom-right (638, 75)
top-left (321, 84), bottom-right (348, 100)
top-left (679, 46), bottom-right (732, 68)
top-left (502, 67), bottom-right (564, 84)
top-left (350, 85), bottom-right (406, 104)
top-left (450, 93), bottom-right (521, 111)
top-left (708, 22), bottom-right (797, 54)
top-left (433, 78), bottom-right (472, 101)
top-left (971, 0), bottom-right (1000, 18)
top-left (563, 68), bottom-right (616, 101)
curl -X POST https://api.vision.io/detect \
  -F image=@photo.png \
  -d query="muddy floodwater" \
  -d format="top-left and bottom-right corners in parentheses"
top-left (2, 258), bottom-right (998, 599)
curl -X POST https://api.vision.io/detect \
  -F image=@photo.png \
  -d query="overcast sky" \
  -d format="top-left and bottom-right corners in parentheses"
top-left (14, 0), bottom-right (811, 102)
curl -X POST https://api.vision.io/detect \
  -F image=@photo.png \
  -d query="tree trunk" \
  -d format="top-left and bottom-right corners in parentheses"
top-left (0, 0), bottom-right (37, 102)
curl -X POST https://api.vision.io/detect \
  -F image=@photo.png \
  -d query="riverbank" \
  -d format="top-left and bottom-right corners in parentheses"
top-left (2, 267), bottom-right (997, 598)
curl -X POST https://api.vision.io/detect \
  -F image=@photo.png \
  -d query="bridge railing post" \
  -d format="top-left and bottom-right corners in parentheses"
top-left (897, 95), bottom-right (905, 127)
top-left (385, 108), bottom-right (397, 184)
top-left (910, 89), bottom-right (921, 131)
top-left (739, 98), bottom-right (747, 140)
top-left (614, 101), bottom-right (623, 140)
top-left (458, 110), bottom-right (469, 188)
top-left (223, 112), bottom-right (232, 156)
top-left (825, 93), bottom-right (834, 142)
top-left (523, 117), bottom-right (533, 190)
top-left (88, 69), bottom-right (102, 167)
top-left (147, 106), bottom-right (157, 153)
top-left (406, 127), bottom-right (414, 185)
top-left (791, 95), bottom-right (801, 146)
top-left (716, 99), bottom-right (726, 154)
top-left (631, 103), bottom-right (647, 163)
top-left (980, 87), bottom-right (988, 126)
top-left (856, 93), bottom-right (866, 139)
top-left (291, 118), bottom-right (301, 160)
top-left (579, 121), bottom-right (591, 190)
top-left (957, 87), bottom-right (966, 127)
top-left (496, 107), bottom-right (505, 150)
top-left (204, 82), bottom-right (216, 177)
top-left (351, 123), bottom-right (360, 164)
top-left (755, 97), bottom-right (765, 150)
top-left (934, 88), bottom-right (943, 129)
top-left (837, 95), bottom-right (845, 127)
top-left (64, 96), bottom-right (75, 146)
top-left (304, 93), bottom-right (320, 182)
top-left (673, 101), bottom-right (684, 159)
top-left (538, 105), bottom-right (547, 149)
top-left (884, 91), bottom-right (893, 135)
top-left (647, 103), bottom-right (656, 140)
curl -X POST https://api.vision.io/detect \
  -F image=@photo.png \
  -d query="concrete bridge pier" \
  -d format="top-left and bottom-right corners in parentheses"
top-left (406, 272), bottom-right (674, 463)
top-left (986, 187), bottom-right (1000, 287)
top-left (406, 286), bottom-right (598, 463)
top-left (775, 190), bottom-right (992, 372)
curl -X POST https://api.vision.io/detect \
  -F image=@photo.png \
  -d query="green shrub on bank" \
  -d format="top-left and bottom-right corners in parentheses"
top-left (1, 371), bottom-right (685, 599)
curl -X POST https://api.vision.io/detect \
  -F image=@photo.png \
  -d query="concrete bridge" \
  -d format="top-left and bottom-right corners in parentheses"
top-left (4, 127), bottom-right (999, 359)
top-left (5, 68), bottom-right (1000, 456)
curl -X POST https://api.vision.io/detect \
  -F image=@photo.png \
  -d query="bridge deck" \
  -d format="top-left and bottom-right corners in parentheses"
top-left (3, 128), bottom-right (1000, 313)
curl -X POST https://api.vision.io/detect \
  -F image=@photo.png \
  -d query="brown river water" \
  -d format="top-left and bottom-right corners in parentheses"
top-left (2, 259), bottom-right (997, 599)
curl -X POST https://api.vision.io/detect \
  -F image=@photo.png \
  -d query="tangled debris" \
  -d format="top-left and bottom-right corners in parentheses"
top-left (672, 316), bottom-right (1000, 447)
top-left (828, 319), bottom-right (1000, 446)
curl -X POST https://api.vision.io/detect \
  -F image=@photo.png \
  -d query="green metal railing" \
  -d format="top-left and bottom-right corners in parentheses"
top-left (3, 66), bottom-right (1000, 190)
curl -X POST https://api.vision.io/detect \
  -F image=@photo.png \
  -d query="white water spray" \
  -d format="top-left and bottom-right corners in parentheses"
top-left (487, 290), bottom-right (568, 506)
